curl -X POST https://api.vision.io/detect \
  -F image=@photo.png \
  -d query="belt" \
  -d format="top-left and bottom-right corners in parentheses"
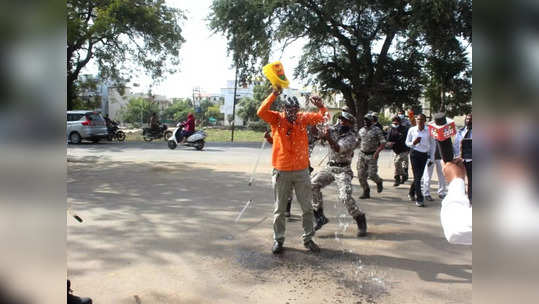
top-left (328, 161), bottom-right (351, 167)
top-left (361, 150), bottom-right (375, 155)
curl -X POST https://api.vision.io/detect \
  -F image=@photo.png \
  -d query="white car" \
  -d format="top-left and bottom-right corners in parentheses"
top-left (67, 110), bottom-right (109, 144)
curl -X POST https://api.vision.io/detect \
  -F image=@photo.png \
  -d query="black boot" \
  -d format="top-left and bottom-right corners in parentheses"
top-left (354, 213), bottom-right (367, 237)
top-left (393, 175), bottom-right (401, 186)
top-left (285, 197), bottom-right (292, 217)
top-left (401, 173), bottom-right (408, 183)
top-left (359, 188), bottom-right (370, 199)
top-left (313, 208), bottom-right (329, 231)
top-left (376, 181), bottom-right (384, 193)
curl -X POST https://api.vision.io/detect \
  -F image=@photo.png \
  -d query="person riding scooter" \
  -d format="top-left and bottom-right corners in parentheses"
top-left (176, 113), bottom-right (195, 143)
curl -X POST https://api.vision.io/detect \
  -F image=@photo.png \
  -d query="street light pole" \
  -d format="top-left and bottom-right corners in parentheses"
top-left (231, 67), bottom-right (238, 142)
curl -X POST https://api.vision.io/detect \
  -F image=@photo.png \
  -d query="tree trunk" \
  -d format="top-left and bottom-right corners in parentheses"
top-left (67, 74), bottom-right (77, 110)
top-left (354, 91), bottom-right (369, 128)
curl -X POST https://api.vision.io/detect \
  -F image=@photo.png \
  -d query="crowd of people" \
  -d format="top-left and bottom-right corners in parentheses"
top-left (257, 87), bottom-right (472, 254)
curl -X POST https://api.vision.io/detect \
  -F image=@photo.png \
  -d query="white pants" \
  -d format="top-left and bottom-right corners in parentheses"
top-left (421, 159), bottom-right (447, 196)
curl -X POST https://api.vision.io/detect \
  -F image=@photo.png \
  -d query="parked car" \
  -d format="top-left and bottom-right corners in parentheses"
top-left (67, 110), bottom-right (109, 144)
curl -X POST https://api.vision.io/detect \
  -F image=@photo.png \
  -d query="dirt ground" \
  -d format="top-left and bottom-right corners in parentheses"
top-left (67, 142), bottom-right (471, 304)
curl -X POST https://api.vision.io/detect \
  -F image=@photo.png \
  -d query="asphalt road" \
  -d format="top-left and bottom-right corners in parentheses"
top-left (67, 141), bottom-right (471, 304)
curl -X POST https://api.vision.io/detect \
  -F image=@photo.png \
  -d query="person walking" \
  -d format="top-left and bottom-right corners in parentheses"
top-left (356, 113), bottom-right (386, 199)
top-left (405, 113), bottom-right (435, 207)
top-left (421, 144), bottom-right (448, 200)
top-left (257, 88), bottom-right (327, 254)
top-left (311, 112), bottom-right (368, 237)
top-left (386, 116), bottom-right (410, 186)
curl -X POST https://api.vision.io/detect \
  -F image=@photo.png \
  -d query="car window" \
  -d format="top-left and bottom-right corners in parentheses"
top-left (67, 114), bottom-right (83, 121)
top-left (85, 113), bottom-right (104, 121)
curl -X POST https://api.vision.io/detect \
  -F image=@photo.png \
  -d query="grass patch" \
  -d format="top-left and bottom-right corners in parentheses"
top-left (124, 128), bottom-right (266, 142)
top-left (205, 128), bottom-right (265, 142)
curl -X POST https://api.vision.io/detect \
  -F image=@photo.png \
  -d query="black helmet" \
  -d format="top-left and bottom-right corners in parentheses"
top-left (283, 96), bottom-right (299, 109)
top-left (363, 113), bottom-right (374, 122)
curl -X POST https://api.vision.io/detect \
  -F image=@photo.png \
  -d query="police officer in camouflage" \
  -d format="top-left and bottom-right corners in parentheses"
top-left (356, 113), bottom-right (386, 199)
top-left (311, 112), bottom-right (367, 237)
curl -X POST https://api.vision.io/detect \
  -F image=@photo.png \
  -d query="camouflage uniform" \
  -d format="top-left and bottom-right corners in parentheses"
top-left (311, 127), bottom-right (362, 217)
top-left (394, 152), bottom-right (409, 176)
top-left (356, 125), bottom-right (386, 192)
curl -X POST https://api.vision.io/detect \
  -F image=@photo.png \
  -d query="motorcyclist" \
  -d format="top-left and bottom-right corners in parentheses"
top-left (149, 112), bottom-right (160, 132)
top-left (176, 113), bottom-right (196, 143)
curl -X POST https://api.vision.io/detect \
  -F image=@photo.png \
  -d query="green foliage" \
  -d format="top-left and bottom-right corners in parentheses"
top-left (162, 99), bottom-right (194, 122)
top-left (237, 97), bottom-right (260, 123)
top-left (67, 0), bottom-right (185, 109)
top-left (205, 105), bottom-right (224, 124)
top-left (209, 0), bottom-right (472, 121)
top-left (377, 113), bottom-right (392, 127)
top-left (121, 97), bottom-right (160, 124)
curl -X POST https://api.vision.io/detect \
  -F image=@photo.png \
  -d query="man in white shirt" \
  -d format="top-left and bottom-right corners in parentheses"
top-left (440, 159), bottom-right (472, 245)
top-left (405, 113), bottom-right (435, 207)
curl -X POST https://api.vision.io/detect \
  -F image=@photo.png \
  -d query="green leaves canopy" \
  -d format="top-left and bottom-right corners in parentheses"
top-left (67, 0), bottom-right (185, 110)
top-left (209, 0), bottom-right (472, 119)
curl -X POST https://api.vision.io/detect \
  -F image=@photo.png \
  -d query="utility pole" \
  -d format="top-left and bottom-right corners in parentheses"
top-left (231, 67), bottom-right (238, 142)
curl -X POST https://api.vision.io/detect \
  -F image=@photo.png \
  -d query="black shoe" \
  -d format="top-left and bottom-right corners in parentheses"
top-left (415, 201), bottom-right (425, 207)
top-left (393, 176), bottom-right (401, 186)
top-left (313, 209), bottom-right (329, 231)
top-left (408, 194), bottom-right (415, 201)
top-left (354, 213), bottom-right (367, 237)
top-left (304, 240), bottom-right (320, 253)
top-left (425, 195), bottom-right (434, 201)
top-left (376, 182), bottom-right (383, 193)
top-left (359, 189), bottom-right (370, 199)
top-left (438, 193), bottom-right (446, 199)
top-left (68, 280), bottom-right (93, 304)
top-left (401, 174), bottom-right (408, 183)
top-left (272, 241), bottom-right (284, 254)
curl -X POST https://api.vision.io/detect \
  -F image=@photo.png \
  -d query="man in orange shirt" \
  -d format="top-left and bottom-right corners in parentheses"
top-left (257, 87), bottom-right (327, 254)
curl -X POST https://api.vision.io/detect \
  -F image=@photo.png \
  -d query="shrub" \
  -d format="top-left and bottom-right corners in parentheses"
top-left (247, 120), bottom-right (269, 132)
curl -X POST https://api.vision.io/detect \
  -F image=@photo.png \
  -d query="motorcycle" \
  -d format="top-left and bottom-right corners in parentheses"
top-left (106, 121), bottom-right (126, 142)
top-left (142, 124), bottom-right (172, 142)
top-left (167, 124), bottom-right (207, 150)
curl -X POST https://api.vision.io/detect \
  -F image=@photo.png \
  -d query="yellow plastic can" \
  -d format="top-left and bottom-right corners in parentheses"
top-left (262, 61), bottom-right (290, 89)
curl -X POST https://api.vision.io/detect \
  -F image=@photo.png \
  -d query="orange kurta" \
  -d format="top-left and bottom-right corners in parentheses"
top-left (257, 93), bottom-right (327, 171)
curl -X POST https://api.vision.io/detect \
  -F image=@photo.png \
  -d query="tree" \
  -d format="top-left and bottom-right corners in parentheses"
top-left (121, 97), bottom-right (160, 125)
top-left (237, 97), bottom-right (260, 123)
top-left (162, 98), bottom-right (194, 122)
top-left (205, 105), bottom-right (224, 124)
top-left (67, 0), bottom-right (185, 110)
top-left (70, 75), bottom-right (102, 110)
top-left (209, 0), bottom-right (472, 123)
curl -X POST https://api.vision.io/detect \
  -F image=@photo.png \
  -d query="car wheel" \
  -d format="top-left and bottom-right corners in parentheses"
top-left (69, 132), bottom-right (81, 144)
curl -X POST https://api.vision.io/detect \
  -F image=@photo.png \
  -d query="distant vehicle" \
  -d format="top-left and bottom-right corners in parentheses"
top-left (67, 111), bottom-right (109, 144)
top-left (167, 125), bottom-right (206, 151)
top-left (106, 121), bottom-right (126, 142)
top-left (142, 124), bottom-right (172, 142)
